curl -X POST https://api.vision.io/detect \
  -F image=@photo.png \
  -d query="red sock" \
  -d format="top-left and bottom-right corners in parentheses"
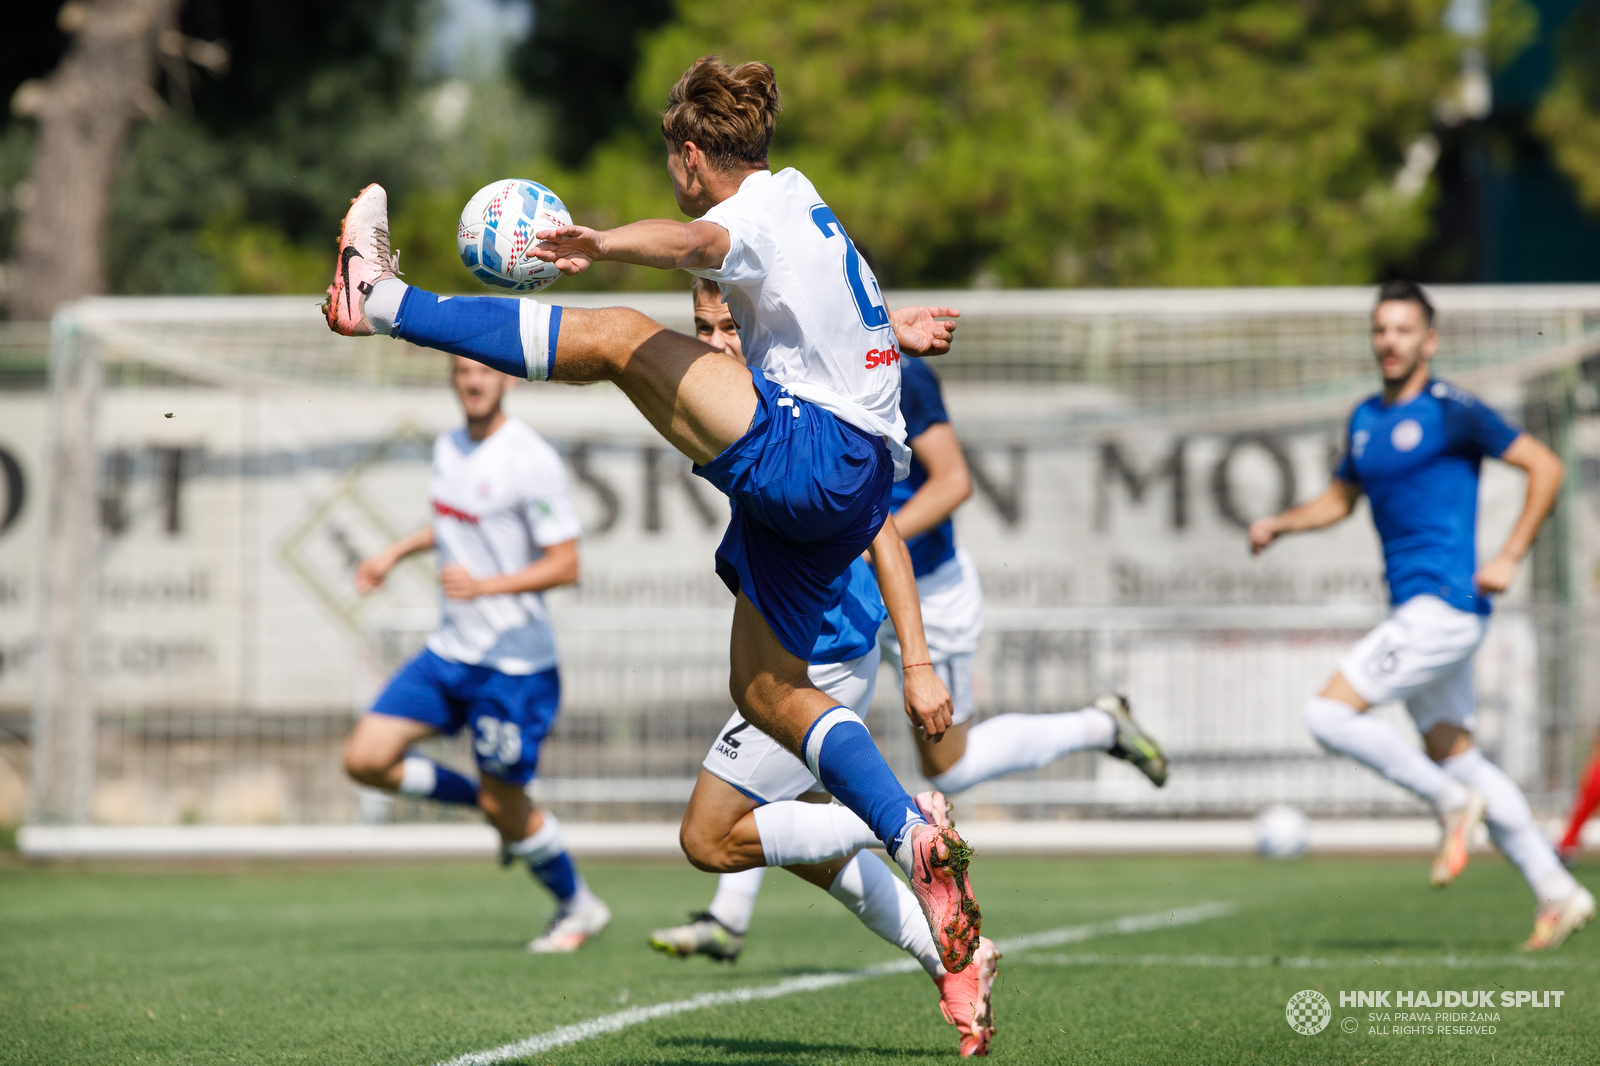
top-left (1560, 754), bottom-right (1600, 852)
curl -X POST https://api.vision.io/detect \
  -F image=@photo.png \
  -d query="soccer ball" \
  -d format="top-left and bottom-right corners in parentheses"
top-left (457, 179), bottom-right (572, 293)
top-left (1253, 804), bottom-right (1309, 859)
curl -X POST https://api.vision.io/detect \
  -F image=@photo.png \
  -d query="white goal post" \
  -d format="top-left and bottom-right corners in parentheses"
top-left (8, 286), bottom-right (1600, 830)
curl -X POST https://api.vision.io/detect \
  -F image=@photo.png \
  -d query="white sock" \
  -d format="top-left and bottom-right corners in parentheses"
top-left (517, 298), bottom-right (553, 381)
top-left (752, 801), bottom-right (879, 867)
top-left (508, 814), bottom-right (599, 913)
top-left (364, 277), bottom-right (408, 335)
top-left (930, 708), bottom-right (1116, 794)
top-left (828, 851), bottom-right (943, 979)
top-left (708, 868), bottom-right (765, 935)
top-left (1442, 748), bottom-right (1580, 906)
top-left (1304, 697), bottom-right (1469, 814)
top-left (397, 754), bottom-right (436, 797)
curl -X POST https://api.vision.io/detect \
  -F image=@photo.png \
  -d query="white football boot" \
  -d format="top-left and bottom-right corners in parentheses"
top-left (527, 898), bottom-right (611, 954)
top-left (1521, 886), bottom-right (1596, 951)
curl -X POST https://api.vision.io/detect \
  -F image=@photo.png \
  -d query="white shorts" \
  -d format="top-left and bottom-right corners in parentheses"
top-left (701, 644), bottom-right (881, 804)
top-left (1338, 595), bottom-right (1487, 734)
top-left (880, 548), bottom-right (983, 725)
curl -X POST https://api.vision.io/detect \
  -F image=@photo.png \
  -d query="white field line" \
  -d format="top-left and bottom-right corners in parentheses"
top-left (1015, 951), bottom-right (1594, 971)
top-left (430, 901), bottom-right (1235, 1066)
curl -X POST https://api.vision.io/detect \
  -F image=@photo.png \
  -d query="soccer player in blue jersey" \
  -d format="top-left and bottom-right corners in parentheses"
top-left (1250, 280), bottom-right (1593, 950)
top-left (885, 354), bottom-right (1169, 795)
top-left (325, 56), bottom-right (984, 972)
top-left (649, 280), bottom-right (998, 1056)
top-left (342, 355), bottom-right (610, 952)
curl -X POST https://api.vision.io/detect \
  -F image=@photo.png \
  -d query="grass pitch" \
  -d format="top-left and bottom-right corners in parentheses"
top-left (3, 851), bottom-right (1596, 1065)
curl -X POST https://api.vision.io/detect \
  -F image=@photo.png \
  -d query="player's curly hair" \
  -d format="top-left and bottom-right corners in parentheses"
top-left (662, 56), bottom-right (781, 171)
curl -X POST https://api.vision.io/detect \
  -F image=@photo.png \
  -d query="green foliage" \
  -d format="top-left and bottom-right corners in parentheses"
top-left (546, 0), bottom-right (1482, 288)
top-left (106, 72), bottom-right (550, 296)
top-left (1536, 3), bottom-right (1600, 215)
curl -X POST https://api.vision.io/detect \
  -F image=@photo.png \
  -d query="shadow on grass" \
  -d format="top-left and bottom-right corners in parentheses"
top-left (498, 1035), bottom-right (940, 1066)
top-left (653, 1035), bottom-right (935, 1059)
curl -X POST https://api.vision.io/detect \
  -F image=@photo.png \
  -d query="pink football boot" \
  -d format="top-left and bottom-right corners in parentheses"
top-left (937, 935), bottom-right (999, 1056)
top-left (905, 821), bottom-right (982, 973)
top-left (324, 183), bottom-right (400, 337)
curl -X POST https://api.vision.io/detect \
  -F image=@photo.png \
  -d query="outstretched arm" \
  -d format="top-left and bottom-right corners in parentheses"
top-left (1248, 479), bottom-right (1360, 555)
top-left (868, 517), bottom-right (953, 741)
top-left (533, 220), bottom-right (730, 275)
top-left (440, 539), bottom-right (581, 600)
top-left (1474, 433), bottom-right (1564, 593)
top-left (354, 526), bottom-right (434, 594)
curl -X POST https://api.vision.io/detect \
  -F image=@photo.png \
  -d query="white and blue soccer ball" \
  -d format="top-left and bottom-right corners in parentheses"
top-left (1253, 804), bottom-right (1309, 859)
top-left (457, 179), bottom-right (572, 293)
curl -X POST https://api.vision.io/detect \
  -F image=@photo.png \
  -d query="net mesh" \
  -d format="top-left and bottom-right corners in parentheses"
top-left (14, 287), bottom-right (1600, 827)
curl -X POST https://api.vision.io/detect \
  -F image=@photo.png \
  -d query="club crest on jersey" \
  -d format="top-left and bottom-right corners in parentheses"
top-left (1391, 419), bottom-right (1423, 452)
top-left (864, 346), bottom-right (901, 370)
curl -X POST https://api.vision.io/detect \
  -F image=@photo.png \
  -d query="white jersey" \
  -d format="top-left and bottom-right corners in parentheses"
top-left (688, 168), bottom-right (910, 478)
top-left (425, 418), bottom-right (581, 675)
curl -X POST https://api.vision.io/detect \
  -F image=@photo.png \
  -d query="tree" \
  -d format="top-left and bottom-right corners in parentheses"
top-left (509, 0), bottom-right (675, 168)
top-left (1536, 2), bottom-right (1600, 214)
top-left (536, 0), bottom-right (1515, 290)
top-left (7, 0), bottom-right (184, 321)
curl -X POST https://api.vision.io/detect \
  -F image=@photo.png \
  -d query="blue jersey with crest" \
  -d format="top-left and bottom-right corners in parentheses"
top-left (892, 358), bottom-right (958, 577)
top-left (1334, 380), bottom-right (1521, 615)
top-left (810, 557), bottom-right (887, 664)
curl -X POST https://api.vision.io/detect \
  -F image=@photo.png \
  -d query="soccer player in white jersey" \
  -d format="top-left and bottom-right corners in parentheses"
top-left (1250, 281), bottom-right (1594, 950)
top-left (649, 280), bottom-right (998, 1057)
top-left (342, 355), bottom-right (610, 953)
top-left (325, 56), bottom-right (985, 973)
top-left (884, 354), bottom-right (1169, 795)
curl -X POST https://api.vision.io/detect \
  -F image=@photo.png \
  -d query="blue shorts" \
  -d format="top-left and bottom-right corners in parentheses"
top-left (369, 649), bottom-right (560, 785)
top-left (694, 369), bottom-right (892, 659)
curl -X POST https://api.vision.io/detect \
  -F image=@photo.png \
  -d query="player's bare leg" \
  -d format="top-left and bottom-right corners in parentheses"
top-left (659, 772), bottom-right (992, 1053)
top-left (342, 713), bottom-right (481, 808)
top-left (728, 593), bottom-right (981, 971)
top-left (478, 775), bottom-right (610, 953)
top-left (342, 713), bottom-right (437, 791)
top-left (544, 308), bottom-right (757, 466)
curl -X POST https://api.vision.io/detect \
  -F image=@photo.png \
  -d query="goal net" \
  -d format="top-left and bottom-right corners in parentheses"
top-left (7, 286), bottom-right (1600, 829)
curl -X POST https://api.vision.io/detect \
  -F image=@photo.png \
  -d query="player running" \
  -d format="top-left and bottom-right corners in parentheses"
top-left (649, 280), bottom-right (997, 1056)
top-left (1250, 280), bottom-right (1594, 951)
top-left (884, 352), bottom-right (1169, 795)
top-left (342, 355), bottom-right (610, 952)
top-left (324, 56), bottom-right (984, 972)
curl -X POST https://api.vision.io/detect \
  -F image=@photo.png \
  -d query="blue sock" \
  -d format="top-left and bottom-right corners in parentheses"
top-left (528, 852), bottom-right (579, 903)
top-left (398, 755), bottom-right (480, 807)
top-left (803, 707), bottom-right (925, 853)
top-left (509, 813), bottom-right (584, 906)
top-left (393, 286), bottom-right (528, 378)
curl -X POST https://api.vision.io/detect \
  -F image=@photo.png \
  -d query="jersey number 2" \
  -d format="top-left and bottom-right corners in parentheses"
top-left (810, 205), bottom-right (889, 330)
